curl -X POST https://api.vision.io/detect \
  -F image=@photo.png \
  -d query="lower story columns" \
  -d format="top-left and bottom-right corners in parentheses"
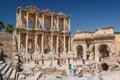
top-left (41, 34), bottom-right (44, 54)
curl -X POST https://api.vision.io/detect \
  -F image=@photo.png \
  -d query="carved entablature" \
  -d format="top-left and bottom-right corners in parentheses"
top-left (42, 9), bottom-right (53, 16)
top-left (16, 28), bottom-right (28, 34)
top-left (26, 6), bottom-right (40, 13)
top-left (73, 27), bottom-right (115, 42)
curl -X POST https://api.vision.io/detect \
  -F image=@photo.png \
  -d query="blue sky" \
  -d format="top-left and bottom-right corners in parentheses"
top-left (0, 0), bottom-right (120, 36)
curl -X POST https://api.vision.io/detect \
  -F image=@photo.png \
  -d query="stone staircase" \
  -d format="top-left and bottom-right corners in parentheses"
top-left (0, 61), bottom-right (19, 80)
top-left (0, 61), bottom-right (42, 80)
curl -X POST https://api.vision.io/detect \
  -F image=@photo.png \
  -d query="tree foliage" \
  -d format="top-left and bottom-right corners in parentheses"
top-left (114, 32), bottom-right (120, 34)
top-left (0, 21), bottom-right (5, 31)
top-left (6, 24), bottom-right (14, 33)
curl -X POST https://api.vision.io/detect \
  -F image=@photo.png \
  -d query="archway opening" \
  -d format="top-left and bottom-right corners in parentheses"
top-left (99, 44), bottom-right (110, 58)
top-left (28, 22), bottom-right (33, 28)
top-left (77, 45), bottom-right (83, 59)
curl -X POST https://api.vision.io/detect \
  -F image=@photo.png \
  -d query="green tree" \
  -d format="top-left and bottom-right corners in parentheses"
top-left (6, 24), bottom-right (14, 33)
top-left (0, 21), bottom-right (5, 31)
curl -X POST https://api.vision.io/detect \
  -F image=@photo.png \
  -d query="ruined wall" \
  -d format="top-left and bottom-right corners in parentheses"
top-left (115, 34), bottom-right (120, 55)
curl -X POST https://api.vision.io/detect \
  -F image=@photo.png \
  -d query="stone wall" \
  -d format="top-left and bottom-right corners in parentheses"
top-left (115, 34), bottom-right (120, 55)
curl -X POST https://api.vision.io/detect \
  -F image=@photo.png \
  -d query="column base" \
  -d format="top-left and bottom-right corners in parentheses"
top-left (95, 55), bottom-right (100, 62)
top-left (68, 51), bottom-right (72, 54)
top-left (62, 51), bottom-right (66, 54)
top-left (34, 52), bottom-right (38, 54)
top-left (49, 51), bottom-right (54, 54)
top-left (41, 51), bottom-right (44, 55)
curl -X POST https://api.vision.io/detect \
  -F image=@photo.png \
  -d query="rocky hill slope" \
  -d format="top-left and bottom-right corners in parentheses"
top-left (0, 32), bottom-right (14, 58)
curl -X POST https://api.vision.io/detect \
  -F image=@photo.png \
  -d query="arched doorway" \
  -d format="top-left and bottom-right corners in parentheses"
top-left (77, 45), bottom-right (83, 59)
top-left (99, 44), bottom-right (110, 58)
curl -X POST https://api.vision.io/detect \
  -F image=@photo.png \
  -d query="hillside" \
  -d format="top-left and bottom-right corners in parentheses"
top-left (0, 32), bottom-right (14, 58)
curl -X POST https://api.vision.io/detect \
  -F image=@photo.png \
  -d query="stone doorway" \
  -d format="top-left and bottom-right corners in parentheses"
top-left (77, 45), bottom-right (83, 59)
top-left (99, 44), bottom-right (110, 58)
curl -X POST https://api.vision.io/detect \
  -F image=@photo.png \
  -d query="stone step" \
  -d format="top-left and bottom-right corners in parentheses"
top-left (15, 72), bottom-right (19, 80)
top-left (1, 65), bottom-right (10, 75)
top-left (18, 74), bottom-right (25, 80)
top-left (0, 63), bottom-right (7, 71)
top-left (3, 67), bottom-right (13, 79)
top-left (0, 61), bottom-right (4, 64)
top-left (9, 69), bottom-right (16, 80)
top-left (34, 71), bottom-right (42, 80)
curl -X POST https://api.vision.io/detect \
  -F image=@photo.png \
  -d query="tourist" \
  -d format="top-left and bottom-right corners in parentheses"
top-left (0, 73), bottom-right (3, 80)
top-left (91, 63), bottom-right (96, 73)
top-left (57, 58), bottom-right (60, 66)
top-left (68, 63), bottom-right (72, 70)
top-left (27, 58), bottom-right (30, 63)
top-left (73, 65), bottom-right (77, 76)
top-left (78, 65), bottom-right (83, 77)
top-left (30, 55), bottom-right (33, 60)
top-left (36, 60), bottom-right (39, 66)
top-left (82, 58), bottom-right (85, 64)
top-left (41, 55), bottom-right (44, 65)
top-left (68, 57), bottom-right (70, 63)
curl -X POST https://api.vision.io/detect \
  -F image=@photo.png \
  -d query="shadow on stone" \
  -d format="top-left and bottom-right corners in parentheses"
top-left (101, 63), bottom-right (109, 71)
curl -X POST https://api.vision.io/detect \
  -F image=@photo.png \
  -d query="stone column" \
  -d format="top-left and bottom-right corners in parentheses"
top-left (25, 34), bottom-right (28, 54)
top-left (83, 44), bottom-right (87, 60)
top-left (35, 13), bottom-right (38, 28)
top-left (110, 42), bottom-right (116, 56)
top-left (63, 18), bottom-right (65, 31)
top-left (42, 14), bottom-right (44, 29)
top-left (56, 35), bottom-right (59, 53)
top-left (50, 34), bottom-right (53, 53)
top-left (26, 12), bottom-right (29, 28)
top-left (19, 9), bottom-right (22, 27)
top-left (41, 34), bottom-right (44, 54)
top-left (18, 33), bottom-right (21, 53)
top-left (34, 34), bottom-right (38, 54)
top-left (57, 17), bottom-right (59, 30)
top-left (68, 37), bottom-right (71, 52)
top-left (68, 18), bottom-right (70, 31)
top-left (63, 35), bottom-right (66, 53)
top-left (51, 15), bottom-right (53, 30)
top-left (95, 44), bottom-right (99, 62)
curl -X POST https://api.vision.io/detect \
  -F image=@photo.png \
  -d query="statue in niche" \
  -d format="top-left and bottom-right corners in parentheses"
top-left (53, 18), bottom-right (57, 30)
top-left (38, 17), bottom-right (42, 29)
top-left (65, 19), bottom-right (69, 31)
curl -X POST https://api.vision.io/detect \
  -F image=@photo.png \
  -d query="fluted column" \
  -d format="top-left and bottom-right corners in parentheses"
top-left (51, 15), bottom-right (53, 30)
top-left (57, 17), bottom-right (59, 31)
top-left (18, 33), bottom-right (21, 53)
top-left (34, 34), bottom-right (38, 54)
top-left (42, 14), bottom-right (44, 29)
top-left (83, 44), bottom-right (87, 60)
top-left (41, 34), bottom-right (44, 54)
top-left (63, 35), bottom-right (66, 53)
top-left (63, 18), bottom-right (65, 31)
top-left (68, 18), bottom-right (70, 31)
top-left (50, 34), bottom-right (53, 52)
top-left (26, 12), bottom-right (29, 28)
top-left (19, 9), bottom-right (22, 27)
top-left (56, 35), bottom-right (59, 53)
top-left (25, 34), bottom-right (28, 54)
top-left (35, 13), bottom-right (38, 28)
top-left (68, 37), bottom-right (71, 52)
top-left (95, 44), bottom-right (99, 62)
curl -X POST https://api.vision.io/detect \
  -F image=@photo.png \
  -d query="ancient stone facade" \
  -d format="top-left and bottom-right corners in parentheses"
top-left (14, 6), bottom-right (71, 55)
top-left (73, 27), bottom-right (116, 62)
top-left (115, 34), bottom-right (120, 55)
